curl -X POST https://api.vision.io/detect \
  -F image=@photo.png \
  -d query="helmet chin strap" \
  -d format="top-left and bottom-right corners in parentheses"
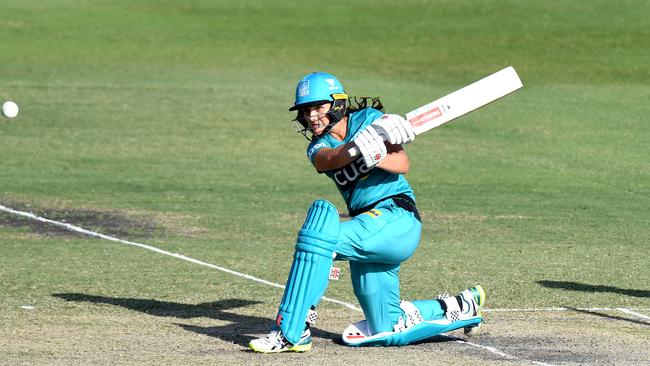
top-left (315, 97), bottom-right (347, 138)
top-left (315, 119), bottom-right (339, 138)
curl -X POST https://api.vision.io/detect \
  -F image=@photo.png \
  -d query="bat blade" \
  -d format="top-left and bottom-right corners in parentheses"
top-left (347, 66), bottom-right (523, 158)
top-left (405, 66), bottom-right (523, 135)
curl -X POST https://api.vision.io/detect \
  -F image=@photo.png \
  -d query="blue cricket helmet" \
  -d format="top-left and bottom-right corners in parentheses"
top-left (289, 72), bottom-right (346, 111)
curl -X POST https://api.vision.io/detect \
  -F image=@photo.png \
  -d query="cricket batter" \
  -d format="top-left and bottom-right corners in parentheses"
top-left (249, 72), bottom-right (485, 353)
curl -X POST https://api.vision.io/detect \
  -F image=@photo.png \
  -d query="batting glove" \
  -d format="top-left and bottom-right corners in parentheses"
top-left (353, 125), bottom-right (387, 168)
top-left (371, 114), bottom-right (415, 145)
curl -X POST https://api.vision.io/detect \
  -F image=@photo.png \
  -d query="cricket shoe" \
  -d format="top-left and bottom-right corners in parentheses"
top-left (460, 285), bottom-right (486, 335)
top-left (248, 328), bottom-right (312, 353)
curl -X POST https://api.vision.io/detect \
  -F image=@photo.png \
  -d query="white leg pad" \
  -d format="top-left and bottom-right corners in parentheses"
top-left (342, 317), bottom-right (482, 347)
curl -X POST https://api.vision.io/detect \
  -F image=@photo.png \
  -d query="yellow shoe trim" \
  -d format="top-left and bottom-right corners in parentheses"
top-left (288, 342), bottom-right (312, 352)
top-left (248, 341), bottom-right (312, 353)
top-left (475, 285), bottom-right (486, 307)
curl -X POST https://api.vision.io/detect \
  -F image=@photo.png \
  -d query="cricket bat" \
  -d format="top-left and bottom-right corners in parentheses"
top-left (348, 66), bottom-right (523, 157)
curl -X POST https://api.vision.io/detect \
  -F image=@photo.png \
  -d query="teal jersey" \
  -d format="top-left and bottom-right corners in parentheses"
top-left (306, 108), bottom-right (415, 213)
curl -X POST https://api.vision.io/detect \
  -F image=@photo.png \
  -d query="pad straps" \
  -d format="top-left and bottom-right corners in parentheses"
top-left (438, 293), bottom-right (462, 322)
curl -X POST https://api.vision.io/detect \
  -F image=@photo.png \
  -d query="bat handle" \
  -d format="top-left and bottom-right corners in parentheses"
top-left (347, 146), bottom-right (359, 157)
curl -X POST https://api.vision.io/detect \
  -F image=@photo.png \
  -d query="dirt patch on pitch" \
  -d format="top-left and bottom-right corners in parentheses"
top-left (472, 310), bottom-right (650, 365)
top-left (0, 201), bottom-right (164, 239)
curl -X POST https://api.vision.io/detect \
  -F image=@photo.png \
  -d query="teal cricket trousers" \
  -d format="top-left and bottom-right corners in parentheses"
top-left (334, 198), bottom-right (430, 334)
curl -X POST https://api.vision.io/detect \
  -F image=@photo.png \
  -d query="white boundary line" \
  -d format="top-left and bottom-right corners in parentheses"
top-left (0, 204), bottom-right (359, 311)
top-left (3, 203), bottom-right (648, 364)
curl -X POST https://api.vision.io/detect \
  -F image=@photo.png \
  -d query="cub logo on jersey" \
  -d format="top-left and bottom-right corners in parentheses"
top-left (332, 156), bottom-right (372, 190)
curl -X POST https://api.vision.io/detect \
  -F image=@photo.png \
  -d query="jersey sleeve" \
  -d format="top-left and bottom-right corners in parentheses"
top-left (306, 139), bottom-right (330, 164)
top-left (365, 108), bottom-right (384, 124)
top-left (347, 108), bottom-right (385, 140)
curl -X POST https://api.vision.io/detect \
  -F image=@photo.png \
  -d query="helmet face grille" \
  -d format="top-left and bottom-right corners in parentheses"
top-left (290, 99), bottom-right (348, 141)
top-left (291, 116), bottom-right (313, 141)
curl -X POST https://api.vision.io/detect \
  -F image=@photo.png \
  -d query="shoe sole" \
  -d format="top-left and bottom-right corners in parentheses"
top-left (288, 343), bottom-right (312, 352)
top-left (249, 342), bottom-right (312, 353)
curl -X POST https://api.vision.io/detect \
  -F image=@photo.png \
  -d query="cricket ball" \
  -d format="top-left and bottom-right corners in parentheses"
top-left (2, 101), bottom-right (19, 119)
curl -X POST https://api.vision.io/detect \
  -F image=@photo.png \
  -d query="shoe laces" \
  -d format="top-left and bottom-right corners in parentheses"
top-left (262, 328), bottom-right (310, 346)
top-left (261, 330), bottom-right (289, 347)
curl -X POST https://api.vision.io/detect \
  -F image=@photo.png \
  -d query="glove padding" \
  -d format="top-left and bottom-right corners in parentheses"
top-left (371, 114), bottom-right (416, 145)
top-left (353, 125), bottom-right (387, 168)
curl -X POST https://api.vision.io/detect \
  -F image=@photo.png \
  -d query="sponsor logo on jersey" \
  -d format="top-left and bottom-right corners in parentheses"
top-left (332, 156), bottom-right (372, 190)
top-left (363, 209), bottom-right (382, 218)
top-left (308, 142), bottom-right (327, 160)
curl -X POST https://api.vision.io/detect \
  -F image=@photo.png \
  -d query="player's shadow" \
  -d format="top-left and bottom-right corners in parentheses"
top-left (52, 293), bottom-right (340, 347)
top-left (566, 307), bottom-right (650, 326)
top-left (537, 280), bottom-right (650, 298)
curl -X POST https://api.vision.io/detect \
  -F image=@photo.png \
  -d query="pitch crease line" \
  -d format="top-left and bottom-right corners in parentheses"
top-left (617, 308), bottom-right (650, 320)
top-left (483, 307), bottom-right (650, 313)
top-left (0, 203), bottom-right (551, 365)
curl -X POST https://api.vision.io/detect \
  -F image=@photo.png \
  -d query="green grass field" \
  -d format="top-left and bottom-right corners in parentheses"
top-left (1, 1), bottom-right (649, 365)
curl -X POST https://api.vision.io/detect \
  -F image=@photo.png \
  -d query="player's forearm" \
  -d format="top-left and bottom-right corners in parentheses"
top-left (377, 149), bottom-right (410, 174)
top-left (313, 143), bottom-right (357, 172)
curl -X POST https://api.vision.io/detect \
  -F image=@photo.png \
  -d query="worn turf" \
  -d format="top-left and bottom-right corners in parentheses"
top-left (1, 0), bottom-right (649, 364)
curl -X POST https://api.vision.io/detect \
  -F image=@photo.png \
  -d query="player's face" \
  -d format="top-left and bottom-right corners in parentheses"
top-left (302, 103), bottom-right (332, 136)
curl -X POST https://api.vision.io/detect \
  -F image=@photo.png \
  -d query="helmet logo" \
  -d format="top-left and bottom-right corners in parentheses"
top-left (298, 80), bottom-right (310, 97)
top-left (325, 78), bottom-right (339, 90)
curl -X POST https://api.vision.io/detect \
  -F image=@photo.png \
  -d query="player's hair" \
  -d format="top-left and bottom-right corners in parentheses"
top-left (347, 96), bottom-right (385, 113)
top-left (294, 96), bottom-right (384, 122)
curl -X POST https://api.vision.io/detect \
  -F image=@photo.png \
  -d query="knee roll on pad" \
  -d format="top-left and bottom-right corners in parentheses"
top-left (277, 200), bottom-right (340, 344)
